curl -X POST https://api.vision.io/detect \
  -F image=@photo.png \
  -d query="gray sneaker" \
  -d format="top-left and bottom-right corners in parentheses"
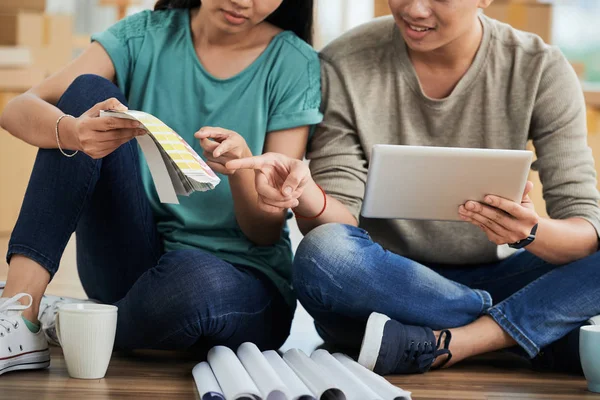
top-left (39, 294), bottom-right (96, 346)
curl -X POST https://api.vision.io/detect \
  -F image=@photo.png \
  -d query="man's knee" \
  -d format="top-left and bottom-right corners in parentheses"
top-left (293, 223), bottom-right (369, 302)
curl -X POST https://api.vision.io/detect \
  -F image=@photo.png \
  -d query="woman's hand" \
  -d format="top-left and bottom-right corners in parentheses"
top-left (194, 127), bottom-right (252, 175)
top-left (458, 181), bottom-right (539, 246)
top-left (69, 98), bottom-right (146, 159)
top-left (226, 152), bottom-right (311, 213)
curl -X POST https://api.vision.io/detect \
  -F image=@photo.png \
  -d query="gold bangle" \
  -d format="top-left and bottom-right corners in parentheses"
top-left (55, 114), bottom-right (78, 158)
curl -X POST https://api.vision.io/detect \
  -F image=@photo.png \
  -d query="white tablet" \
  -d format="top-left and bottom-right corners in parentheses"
top-left (361, 145), bottom-right (533, 221)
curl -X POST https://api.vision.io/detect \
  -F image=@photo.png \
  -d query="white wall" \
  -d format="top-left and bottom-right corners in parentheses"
top-left (316, 0), bottom-right (373, 49)
top-left (553, 0), bottom-right (600, 50)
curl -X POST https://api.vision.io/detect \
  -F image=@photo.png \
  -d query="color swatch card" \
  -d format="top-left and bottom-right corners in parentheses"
top-left (100, 110), bottom-right (220, 204)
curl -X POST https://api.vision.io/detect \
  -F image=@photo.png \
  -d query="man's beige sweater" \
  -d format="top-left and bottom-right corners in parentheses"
top-left (308, 15), bottom-right (600, 264)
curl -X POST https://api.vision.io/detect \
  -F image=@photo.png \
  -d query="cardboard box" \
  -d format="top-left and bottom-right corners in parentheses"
top-left (585, 87), bottom-right (600, 134)
top-left (0, 13), bottom-right (73, 76)
top-left (484, 0), bottom-right (553, 44)
top-left (584, 89), bottom-right (600, 109)
top-left (72, 34), bottom-right (91, 52)
top-left (0, 91), bottom-right (20, 111)
top-left (0, 92), bottom-right (36, 234)
top-left (0, 129), bottom-right (37, 234)
top-left (0, 13), bottom-right (44, 47)
top-left (374, 0), bottom-right (390, 17)
top-left (588, 106), bottom-right (600, 135)
top-left (0, 0), bottom-right (45, 13)
top-left (99, 0), bottom-right (141, 20)
top-left (0, 46), bottom-right (32, 68)
top-left (0, 68), bottom-right (45, 91)
top-left (42, 14), bottom-right (73, 74)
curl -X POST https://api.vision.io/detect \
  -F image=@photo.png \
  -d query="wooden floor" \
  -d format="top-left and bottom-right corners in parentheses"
top-left (1, 236), bottom-right (596, 400)
top-left (0, 348), bottom-right (594, 400)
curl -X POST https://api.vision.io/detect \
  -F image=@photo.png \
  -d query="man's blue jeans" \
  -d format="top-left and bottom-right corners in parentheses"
top-left (293, 223), bottom-right (600, 359)
top-left (6, 75), bottom-right (293, 352)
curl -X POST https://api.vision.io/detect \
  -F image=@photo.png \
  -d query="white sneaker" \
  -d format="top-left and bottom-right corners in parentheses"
top-left (0, 283), bottom-right (94, 346)
top-left (0, 293), bottom-right (50, 376)
top-left (38, 294), bottom-right (96, 346)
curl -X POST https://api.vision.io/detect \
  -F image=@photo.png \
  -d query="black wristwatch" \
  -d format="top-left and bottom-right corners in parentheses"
top-left (509, 223), bottom-right (538, 249)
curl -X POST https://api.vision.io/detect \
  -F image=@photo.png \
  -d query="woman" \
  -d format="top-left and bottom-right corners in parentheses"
top-left (228, 0), bottom-right (600, 376)
top-left (0, 0), bottom-right (321, 375)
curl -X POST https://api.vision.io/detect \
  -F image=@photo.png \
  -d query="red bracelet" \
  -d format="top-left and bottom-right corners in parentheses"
top-left (294, 184), bottom-right (327, 220)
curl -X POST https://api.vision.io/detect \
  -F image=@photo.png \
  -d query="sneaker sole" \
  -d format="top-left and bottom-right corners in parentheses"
top-left (0, 349), bottom-right (51, 376)
top-left (358, 312), bottom-right (390, 371)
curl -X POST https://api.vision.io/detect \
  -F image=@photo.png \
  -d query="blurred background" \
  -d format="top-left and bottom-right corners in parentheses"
top-left (42, 0), bottom-right (600, 81)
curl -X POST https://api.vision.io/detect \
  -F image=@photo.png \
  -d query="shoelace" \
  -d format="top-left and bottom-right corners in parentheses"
top-left (405, 329), bottom-right (453, 371)
top-left (0, 293), bottom-right (33, 337)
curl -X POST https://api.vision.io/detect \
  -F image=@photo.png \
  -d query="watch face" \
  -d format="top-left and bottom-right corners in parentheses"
top-left (509, 236), bottom-right (534, 249)
top-left (509, 240), bottom-right (527, 249)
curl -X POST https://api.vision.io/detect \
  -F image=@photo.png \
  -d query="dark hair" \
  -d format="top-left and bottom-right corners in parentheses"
top-left (154, 0), bottom-right (314, 45)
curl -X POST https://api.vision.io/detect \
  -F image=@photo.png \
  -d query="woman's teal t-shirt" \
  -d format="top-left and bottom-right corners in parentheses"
top-left (91, 9), bottom-right (323, 307)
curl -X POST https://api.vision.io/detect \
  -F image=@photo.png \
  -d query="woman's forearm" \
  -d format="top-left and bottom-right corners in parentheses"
top-left (296, 178), bottom-right (358, 235)
top-left (0, 93), bottom-right (78, 150)
top-left (527, 217), bottom-right (598, 264)
top-left (229, 167), bottom-right (287, 246)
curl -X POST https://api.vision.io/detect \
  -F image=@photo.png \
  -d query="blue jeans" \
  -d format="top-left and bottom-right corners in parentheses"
top-left (7, 74), bottom-right (293, 353)
top-left (293, 223), bottom-right (600, 359)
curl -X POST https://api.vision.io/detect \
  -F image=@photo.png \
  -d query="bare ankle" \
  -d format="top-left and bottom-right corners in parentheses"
top-left (432, 330), bottom-right (455, 368)
top-left (432, 316), bottom-right (517, 369)
top-left (431, 352), bottom-right (450, 368)
top-left (21, 308), bottom-right (40, 325)
top-left (3, 255), bottom-right (50, 324)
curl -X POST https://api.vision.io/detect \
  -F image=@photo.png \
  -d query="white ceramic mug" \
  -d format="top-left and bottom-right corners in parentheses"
top-left (56, 304), bottom-right (118, 379)
top-left (580, 325), bottom-right (600, 393)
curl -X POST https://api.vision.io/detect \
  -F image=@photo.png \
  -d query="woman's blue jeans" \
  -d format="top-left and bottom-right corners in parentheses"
top-left (6, 75), bottom-right (293, 353)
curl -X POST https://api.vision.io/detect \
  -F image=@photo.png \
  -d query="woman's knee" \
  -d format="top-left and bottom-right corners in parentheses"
top-left (153, 250), bottom-right (235, 316)
top-left (147, 251), bottom-right (286, 348)
top-left (57, 74), bottom-right (127, 116)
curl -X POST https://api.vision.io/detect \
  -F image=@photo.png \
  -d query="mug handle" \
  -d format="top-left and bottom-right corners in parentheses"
top-left (55, 312), bottom-right (62, 346)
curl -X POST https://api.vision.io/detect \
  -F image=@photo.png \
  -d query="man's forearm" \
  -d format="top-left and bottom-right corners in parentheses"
top-left (527, 217), bottom-right (598, 264)
top-left (296, 179), bottom-right (358, 236)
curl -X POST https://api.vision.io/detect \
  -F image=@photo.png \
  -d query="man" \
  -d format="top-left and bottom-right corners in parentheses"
top-left (227, 0), bottom-right (600, 375)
